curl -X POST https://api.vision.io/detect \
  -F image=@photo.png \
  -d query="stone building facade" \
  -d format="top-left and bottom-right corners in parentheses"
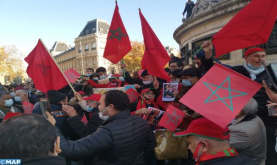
top-left (174, 0), bottom-right (277, 66)
top-left (52, 19), bottom-right (117, 74)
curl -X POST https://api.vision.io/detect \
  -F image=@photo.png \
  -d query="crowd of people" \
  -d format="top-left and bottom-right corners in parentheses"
top-left (0, 41), bottom-right (277, 165)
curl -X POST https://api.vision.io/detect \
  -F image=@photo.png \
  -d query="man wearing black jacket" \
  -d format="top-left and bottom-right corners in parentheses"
top-left (201, 41), bottom-right (277, 165)
top-left (58, 90), bottom-right (156, 165)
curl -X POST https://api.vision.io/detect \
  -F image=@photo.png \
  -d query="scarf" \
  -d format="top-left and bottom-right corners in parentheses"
top-left (243, 63), bottom-right (265, 80)
top-left (136, 99), bottom-right (159, 113)
top-left (194, 143), bottom-right (239, 165)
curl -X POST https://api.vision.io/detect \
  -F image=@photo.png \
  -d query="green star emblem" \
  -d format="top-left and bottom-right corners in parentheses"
top-left (203, 76), bottom-right (248, 111)
top-left (166, 110), bottom-right (182, 125)
top-left (108, 27), bottom-right (128, 41)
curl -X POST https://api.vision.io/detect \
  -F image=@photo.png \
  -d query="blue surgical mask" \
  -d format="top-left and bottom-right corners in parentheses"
top-left (86, 74), bottom-right (92, 77)
top-left (93, 77), bottom-right (99, 80)
top-left (86, 105), bottom-right (93, 112)
top-left (182, 79), bottom-right (192, 86)
top-left (10, 92), bottom-right (15, 97)
top-left (14, 96), bottom-right (22, 102)
top-left (247, 63), bottom-right (263, 70)
top-left (5, 99), bottom-right (14, 106)
top-left (100, 75), bottom-right (106, 79)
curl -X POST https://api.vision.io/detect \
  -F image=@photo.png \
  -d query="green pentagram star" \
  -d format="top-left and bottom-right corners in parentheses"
top-left (108, 27), bottom-right (128, 41)
top-left (166, 110), bottom-right (182, 125)
top-left (203, 76), bottom-right (248, 111)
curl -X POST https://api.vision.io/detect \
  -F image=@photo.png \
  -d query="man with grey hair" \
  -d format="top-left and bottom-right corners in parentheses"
top-left (229, 98), bottom-right (266, 165)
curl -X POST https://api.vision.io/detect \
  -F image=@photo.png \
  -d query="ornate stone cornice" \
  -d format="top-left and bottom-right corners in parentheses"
top-left (174, 0), bottom-right (251, 45)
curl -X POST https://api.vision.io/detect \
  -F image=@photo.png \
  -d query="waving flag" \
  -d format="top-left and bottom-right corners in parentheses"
top-left (159, 105), bottom-right (185, 132)
top-left (103, 1), bottom-right (131, 64)
top-left (179, 63), bottom-right (262, 128)
top-left (212, 0), bottom-right (277, 57)
top-left (139, 9), bottom-right (171, 81)
top-left (24, 39), bottom-right (68, 93)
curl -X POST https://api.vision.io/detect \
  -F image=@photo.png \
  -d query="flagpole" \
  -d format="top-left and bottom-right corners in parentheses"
top-left (40, 39), bottom-right (77, 93)
top-left (79, 40), bottom-right (85, 75)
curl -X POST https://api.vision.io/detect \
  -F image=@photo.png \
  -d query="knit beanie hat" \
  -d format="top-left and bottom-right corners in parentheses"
top-left (47, 90), bottom-right (67, 105)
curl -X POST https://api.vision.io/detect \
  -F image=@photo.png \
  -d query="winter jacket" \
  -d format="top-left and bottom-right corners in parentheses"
top-left (66, 113), bottom-right (103, 138)
top-left (21, 156), bottom-right (66, 165)
top-left (58, 110), bottom-right (156, 165)
top-left (199, 155), bottom-right (258, 165)
top-left (229, 114), bottom-right (266, 165)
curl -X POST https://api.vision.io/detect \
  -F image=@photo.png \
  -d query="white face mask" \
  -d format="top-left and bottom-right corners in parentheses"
top-left (98, 107), bottom-right (109, 121)
top-left (143, 77), bottom-right (153, 85)
top-left (119, 76), bottom-right (125, 82)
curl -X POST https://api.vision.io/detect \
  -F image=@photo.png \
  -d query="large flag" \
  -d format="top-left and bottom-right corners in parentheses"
top-left (103, 1), bottom-right (131, 64)
top-left (179, 63), bottom-right (262, 128)
top-left (139, 9), bottom-right (171, 81)
top-left (24, 39), bottom-right (68, 93)
top-left (158, 105), bottom-right (185, 132)
top-left (212, 0), bottom-right (277, 58)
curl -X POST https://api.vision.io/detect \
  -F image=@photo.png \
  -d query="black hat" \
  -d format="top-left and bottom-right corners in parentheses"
top-left (178, 68), bottom-right (202, 78)
top-left (47, 90), bottom-right (67, 104)
top-left (170, 69), bottom-right (183, 78)
top-left (141, 69), bottom-right (149, 77)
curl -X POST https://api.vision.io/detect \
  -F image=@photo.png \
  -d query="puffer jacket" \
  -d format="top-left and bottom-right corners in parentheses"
top-left (58, 110), bottom-right (156, 165)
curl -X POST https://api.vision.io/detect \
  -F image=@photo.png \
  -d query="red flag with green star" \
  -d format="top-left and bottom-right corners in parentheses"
top-left (179, 63), bottom-right (262, 128)
top-left (158, 105), bottom-right (186, 132)
top-left (24, 39), bottom-right (68, 93)
top-left (103, 1), bottom-right (131, 64)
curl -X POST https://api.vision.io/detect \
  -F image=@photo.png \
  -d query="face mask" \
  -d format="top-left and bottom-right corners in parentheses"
top-left (5, 99), bottom-right (13, 106)
top-left (86, 105), bottom-right (93, 112)
top-left (119, 76), bottom-right (125, 82)
top-left (93, 77), bottom-right (99, 80)
top-left (10, 92), bottom-right (15, 97)
top-left (86, 74), bottom-right (92, 77)
top-left (247, 63), bottom-right (263, 70)
top-left (182, 79), bottom-right (192, 86)
top-left (98, 107), bottom-right (109, 121)
top-left (171, 79), bottom-right (180, 83)
top-left (143, 78), bottom-right (153, 85)
top-left (14, 96), bottom-right (22, 102)
top-left (100, 75), bottom-right (106, 79)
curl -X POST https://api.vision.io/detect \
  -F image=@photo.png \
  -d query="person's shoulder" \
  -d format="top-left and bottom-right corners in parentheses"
top-left (201, 155), bottom-right (257, 165)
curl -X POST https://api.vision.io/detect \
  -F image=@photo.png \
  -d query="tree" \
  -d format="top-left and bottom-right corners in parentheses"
top-left (0, 46), bottom-right (25, 84)
top-left (123, 41), bottom-right (144, 74)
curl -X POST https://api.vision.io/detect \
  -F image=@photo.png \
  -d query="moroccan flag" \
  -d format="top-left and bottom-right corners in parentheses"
top-left (125, 88), bottom-right (140, 103)
top-left (212, 0), bottom-right (277, 58)
top-left (139, 9), bottom-right (171, 81)
top-left (22, 101), bottom-right (34, 114)
top-left (179, 63), bottom-right (262, 128)
top-left (24, 39), bottom-right (68, 93)
top-left (158, 105), bottom-right (185, 132)
top-left (103, 1), bottom-right (131, 64)
top-left (64, 68), bottom-right (80, 83)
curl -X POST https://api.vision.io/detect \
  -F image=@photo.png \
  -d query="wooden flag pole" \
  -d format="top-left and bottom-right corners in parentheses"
top-left (40, 39), bottom-right (77, 93)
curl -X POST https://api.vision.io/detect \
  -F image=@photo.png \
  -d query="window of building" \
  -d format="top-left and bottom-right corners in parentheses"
top-left (93, 58), bottom-right (95, 65)
top-left (85, 44), bottom-right (89, 51)
top-left (99, 28), bottom-right (103, 33)
top-left (92, 43), bottom-right (96, 50)
top-left (78, 46), bottom-right (82, 53)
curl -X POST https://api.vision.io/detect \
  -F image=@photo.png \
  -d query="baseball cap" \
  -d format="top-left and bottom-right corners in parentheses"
top-left (174, 118), bottom-right (230, 141)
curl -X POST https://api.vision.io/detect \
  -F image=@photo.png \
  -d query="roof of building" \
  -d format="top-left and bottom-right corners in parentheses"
top-left (54, 47), bottom-right (75, 58)
top-left (50, 41), bottom-right (69, 53)
top-left (78, 19), bottom-right (110, 37)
